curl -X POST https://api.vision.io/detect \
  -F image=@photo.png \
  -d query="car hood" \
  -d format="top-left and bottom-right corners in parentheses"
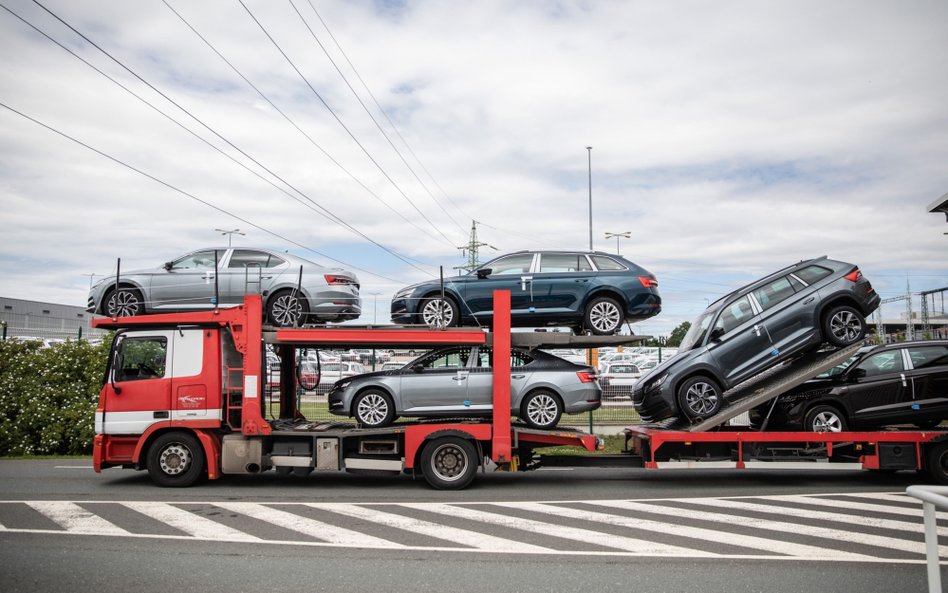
top-left (634, 349), bottom-right (690, 383)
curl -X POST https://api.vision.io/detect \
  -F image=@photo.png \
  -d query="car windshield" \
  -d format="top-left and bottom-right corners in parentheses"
top-left (817, 354), bottom-right (862, 378)
top-left (679, 309), bottom-right (715, 351)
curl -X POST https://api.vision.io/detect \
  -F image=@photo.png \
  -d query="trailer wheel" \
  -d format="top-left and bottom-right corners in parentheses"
top-left (584, 296), bottom-right (623, 335)
top-left (104, 286), bottom-right (144, 317)
top-left (822, 305), bottom-right (866, 348)
top-left (353, 389), bottom-right (396, 428)
top-left (804, 405), bottom-right (848, 432)
top-left (146, 432), bottom-right (205, 487)
top-left (677, 375), bottom-right (722, 420)
top-left (925, 442), bottom-right (948, 485)
top-left (420, 295), bottom-right (459, 329)
top-left (521, 390), bottom-right (563, 429)
top-left (267, 289), bottom-right (309, 327)
top-left (420, 437), bottom-right (478, 490)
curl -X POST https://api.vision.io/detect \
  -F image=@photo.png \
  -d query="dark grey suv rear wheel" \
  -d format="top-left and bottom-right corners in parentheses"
top-left (823, 305), bottom-right (866, 348)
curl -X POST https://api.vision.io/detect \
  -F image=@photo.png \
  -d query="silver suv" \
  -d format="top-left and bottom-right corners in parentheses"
top-left (632, 257), bottom-right (880, 422)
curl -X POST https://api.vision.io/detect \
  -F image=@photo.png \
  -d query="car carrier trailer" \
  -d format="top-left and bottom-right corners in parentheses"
top-left (92, 291), bottom-right (948, 489)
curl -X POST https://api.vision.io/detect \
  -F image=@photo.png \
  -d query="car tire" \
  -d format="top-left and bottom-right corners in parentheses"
top-left (420, 436), bottom-right (478, 490)
top-left (520, 390), bottom-right (563, 430)
top-left (267, 290), bottom-right (309, 327)
top-left (420, 295), bottom-right (459, 329)
top-left (584, 296), bottom-right (624, 335)
top-left (103, 286), bottom-right (145, 317)
top-left (925, 442), bottom-right (948, 485)
top-left (676, 375), bottom-right (723, 420)
top-left (803, 405), bottom-right (848, 432)
top-left (352, 389), bottom-right (396, 428)
top-left (146, 431), bottom-right (205, 487)
top-left (822, 305), bottom-right (866, 348)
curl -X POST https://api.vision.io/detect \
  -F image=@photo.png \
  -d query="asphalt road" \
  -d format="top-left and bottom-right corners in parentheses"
top-left (1, 459), bottom-right (945, 593)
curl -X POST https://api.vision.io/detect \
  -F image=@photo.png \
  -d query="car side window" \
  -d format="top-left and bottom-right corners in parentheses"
top-left (538, 254), bottom-right (593, 273)
top-left (484, 254), bottom-right (534, 275)
top-left (423, 348), bottom-right (471, 369)
top-left (591, 256), bottom-right (627, 271)
top-left (793, 265), bottom-right (832, 285)
top-left (907, 346), bottom-right (948, 370)
top-left (752, 276), bottom-right (797, 311)
top-left (474, 348), bottom-right (532, 368)
top-left (855, 351), bottom-right (905, 378)
top-left (714, 296), bottom-right (754, 335)
top-left (115, 337), bottom-right (167, 382)
top-left (172, 250), bottom-right (219, 270)
top-left (229, 250), bottom-right (273, 269)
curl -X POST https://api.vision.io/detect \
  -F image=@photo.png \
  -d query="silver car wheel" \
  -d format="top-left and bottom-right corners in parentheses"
top-left (829, 310), bottom-right (862, 343)
top-left (810, 410), bottom-right (844, 432)
top-left (422, 298), bottom-right (455, 328)
top-left (525, 392), bottom-right (560, 428)
top-left (157, 442), bottom-right (192, 476)
top-left (356, 392), bottom-right (390, 426)
top-left (270, 293), bottom-right (303, 327)
top-left (683, 381), bottom-right (719, 416)
top-left (588, 300), bottom-right (622, 333)
top-left (106, 289), bottom-right (142, 317)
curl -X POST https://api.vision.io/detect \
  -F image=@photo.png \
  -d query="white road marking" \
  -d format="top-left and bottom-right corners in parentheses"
top-left (122, 502), bottom-right (261, 541)
top-left (776, 494), bottom-right (948, 520)
top-left (26, 501), bottom-right (129, 536)
top-left (314, 503), bottom-right (552, 552)
top-left (213, 502), bottom-right (399, 547)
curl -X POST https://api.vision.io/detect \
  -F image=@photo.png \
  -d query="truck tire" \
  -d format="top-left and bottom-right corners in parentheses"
top-left (520, 390), bottom-right (563, 430)
top-left (146, 432), bottom-right (205, 487)
top-left (420, 436), bottom-right (478, 490)
top-left (104, 286), bottom-right (144, 317)
top-left (804, 405), bottom-right (848, 432)
top-left (822, 305), bottom-right (866, 348)
top-left (676, 375), bottom-right (723, 420)
top-left (926, 442), bottom-right (948, 485)
top-left (352, 389), bottom-right (396, 428)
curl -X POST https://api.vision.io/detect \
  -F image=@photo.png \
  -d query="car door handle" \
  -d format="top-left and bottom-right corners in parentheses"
top-left (511, 374), bottom-right (526, 379)
top-left (574, 279), bottom-right (589, 283)
top-left (453, 375), bottom-right (468, 381)
top-left (520, 276), bottom-right (533, 291)
top-left (803, 297), bottom-right (815, 305)
top-left (901, 373), bottom-right (907, 388)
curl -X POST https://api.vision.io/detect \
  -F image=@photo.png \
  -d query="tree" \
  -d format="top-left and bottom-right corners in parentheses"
top-left (666, 321), bottom-right (691, 347)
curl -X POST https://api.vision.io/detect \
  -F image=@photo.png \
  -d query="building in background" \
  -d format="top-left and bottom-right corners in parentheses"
top-left (0, 297), bottom-right (108, 343)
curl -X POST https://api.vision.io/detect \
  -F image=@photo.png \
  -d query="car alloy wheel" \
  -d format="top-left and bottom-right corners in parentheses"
top-left (677, 375), bottom-right (722, 419)
top-left (824, 305), bottom-right (865, 347)
top-left (585, 297), bottom-right (622, 335)
top-left (421, 296), bottom-right (458, 329)
top-left (353, 390), bottom-right (394, 427)
top-left (268, 290), bottom-right (308, 327)
top-left (804, 405), bottom-right (847, 432)
top-left (106, 288), bottom-right (143, 317)
top-left (523, 391), bottom-right (562, 429)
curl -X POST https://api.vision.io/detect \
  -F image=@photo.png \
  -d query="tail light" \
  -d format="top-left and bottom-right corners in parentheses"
top-left (577, 370), bottom-right (599, 383)
top-left (844, 269), bottom-right (863, 283)
top-left (325, 274), bottom-right (357, 286)
top-left (639, 276), bottom-right (659, 288)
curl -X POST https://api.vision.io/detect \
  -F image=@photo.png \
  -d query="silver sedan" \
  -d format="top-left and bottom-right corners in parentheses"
top-left (88, 247), bottom-right (361, 327)
top-left (328, 345), bottom-right (601, 429)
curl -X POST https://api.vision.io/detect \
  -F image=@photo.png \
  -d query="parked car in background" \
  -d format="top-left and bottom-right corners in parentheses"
top-left (599, 362), bottom-right (643, 398)
top-left (749, 341), bottom-right (948, 432)
top-left (632, 256), bottom-right (880, 422)
top-left (391, 250), bottom-right (660, 335)
top-left (88, 247), bottom-right (361, 327)
top-left (328, 345), bottom-right (601, 429)
top-left (319, 361), bottom-right (366, 388)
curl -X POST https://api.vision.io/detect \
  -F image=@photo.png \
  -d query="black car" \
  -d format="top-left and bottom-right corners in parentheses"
top-left (632, 256), bottom-right (881, 422)
top-left (390, 250), bottom-right (661, 335)
top-left (749, 340), bottom-right (948, 431)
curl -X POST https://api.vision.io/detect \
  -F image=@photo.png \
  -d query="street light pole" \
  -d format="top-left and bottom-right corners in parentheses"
top-left (586, 146), bottom-right (593, 250)
top-left (604, 231), bottom-right (631, 255)
top-left (215, 228), bottom-right (245, 247)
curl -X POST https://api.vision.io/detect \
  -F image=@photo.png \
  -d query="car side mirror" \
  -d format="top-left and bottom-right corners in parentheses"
top-left (163, 261), bottom-right (173, 271)
top-left (476, 268), bottom-right (492, 279)
top-left (412, 364), bottom-right (424, 373)
top-left (709, 327), bottom-right (725, 342)
top-left (849, 367), bottom-right (867, 380)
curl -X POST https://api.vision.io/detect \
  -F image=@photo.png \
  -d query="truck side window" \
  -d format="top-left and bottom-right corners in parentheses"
top-left (116, 337), bottom-right (168, 382)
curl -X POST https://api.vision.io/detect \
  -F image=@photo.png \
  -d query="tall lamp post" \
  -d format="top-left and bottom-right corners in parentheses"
top-left (215, 228), bottom-right (245, 247)
top-left (604, 231), bottom-right (631, 255)
top-left (586, 146), bottom-right (593, 250)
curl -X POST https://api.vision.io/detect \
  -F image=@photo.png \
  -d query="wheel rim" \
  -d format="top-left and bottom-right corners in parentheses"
top-left (356, 393), bottom-right (389, 425)
top-left (589, 301), bottom-right (621, 333)
top-left (526, 393), bottom-right (559, 427)
top-left (683, 382), bottom-right (718, 416)
top-left (158, 443), bottom-right (192, 476)
top-left (429, 443), bottom-right (469, 482)
top-left (810, 411), bottom-right (843, 432)
top-left (271, 294), bottom-right (302, 326)
top-left (830, 310), bottom-right (862, 343)
top-left (107, 290), bottom-right (141, 317)
top-left (422, 298), bottom-right (454, 328)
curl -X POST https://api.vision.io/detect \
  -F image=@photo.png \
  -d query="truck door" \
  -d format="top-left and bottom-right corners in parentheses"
top-left (171, 328), bottom-right (214, 420)
top-left (98, 331), bottom-right (173, 435)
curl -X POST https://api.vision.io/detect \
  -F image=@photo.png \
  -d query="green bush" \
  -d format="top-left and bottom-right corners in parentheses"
top-left (0, 338), bottom-right (112, 456)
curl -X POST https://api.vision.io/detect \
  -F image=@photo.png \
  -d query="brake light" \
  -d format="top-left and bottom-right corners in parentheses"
top-left (639, 276), bottom-right (659, 288)
top-left (844, 269), bottom-right (863, 282)
top-left (577, 370), bottom-right (598, 383)
top-left (325, 274), bottom-right (355, 285)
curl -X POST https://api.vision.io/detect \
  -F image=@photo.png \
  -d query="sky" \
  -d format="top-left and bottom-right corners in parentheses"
top-left (1, 0), bottom-right (946, 337)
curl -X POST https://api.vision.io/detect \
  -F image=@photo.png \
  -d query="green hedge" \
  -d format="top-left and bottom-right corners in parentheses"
top-left (0, 338), bottom-right (111, 456)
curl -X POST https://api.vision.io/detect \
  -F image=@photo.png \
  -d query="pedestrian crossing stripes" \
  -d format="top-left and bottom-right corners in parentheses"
top-left (0, 492), bottom-right (944, 563)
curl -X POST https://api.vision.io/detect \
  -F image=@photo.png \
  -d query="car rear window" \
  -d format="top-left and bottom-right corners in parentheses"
top-left (793, 265), bottom-right (832, 285)
top-left (538, 254), bottom-right (593, 272)
top-left (908, 346), bottom-right (948, 370)
top-left (591, 256), bottom-right (627, 271)
top-left (752, 276), bottom-right (797, 311)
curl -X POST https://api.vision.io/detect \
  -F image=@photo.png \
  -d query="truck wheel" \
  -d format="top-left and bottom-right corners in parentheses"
top-left (420, 295), bottom-right (459, 329)
top-left (804, 405), bottom-right (847, 432)
top-left (676, 375), bottom-right (722, 420)
top-left (267, 290), bottom-right (309, 327)
top-left (420, 436), bottom-right (478, 490)
top-left (822, 305), bottom-right (866, 348)
top-left (925, 442), bottom-right (948, 485)
top-left (104, 287), bottom-right (144, 317)
top-left (353, 389), bottom-right (396, 428)
top-left (521, 390), bottom-right (563, 429)
top-left (146, 432), bottom-right (205, 487)
top-left (584, 296), bottom-right (623, 335)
